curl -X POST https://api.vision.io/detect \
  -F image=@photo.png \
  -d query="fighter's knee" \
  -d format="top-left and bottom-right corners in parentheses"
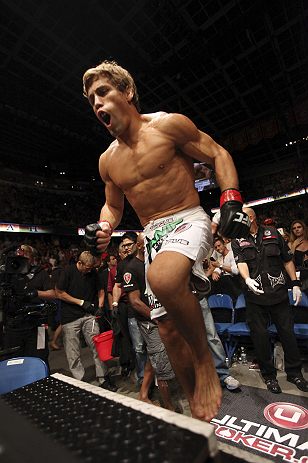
top-left (157, 317), bottom-right (177, 340)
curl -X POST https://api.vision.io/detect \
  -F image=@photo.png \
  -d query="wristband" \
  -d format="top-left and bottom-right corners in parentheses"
top-left (98, 220), bottom-right (113, 235)
top-left (79, 299), bottom-right (84, 306)
top-left (220, 189), bottom-right (243, 207)
top-left (112, 302), bottom-right (118, 307)
top-left (220, 264), bottom-right (223, 269)
top-left (290, 280), bottom-right (302, 288)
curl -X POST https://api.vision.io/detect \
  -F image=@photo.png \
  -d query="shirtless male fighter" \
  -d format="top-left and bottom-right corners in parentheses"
top-left (83, 61), bottom-right (250, 421)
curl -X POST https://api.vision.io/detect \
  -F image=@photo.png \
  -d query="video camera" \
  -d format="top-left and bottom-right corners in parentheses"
top-left (0, 244), bottom-right (30, 313)
top-left (0, 244), bottom-right (57, 330)
top-left (4, 255), bottom-right (29, 274)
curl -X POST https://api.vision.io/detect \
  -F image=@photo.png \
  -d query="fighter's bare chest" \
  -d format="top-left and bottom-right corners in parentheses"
top-left (108, 133), bottom-right (177, 190)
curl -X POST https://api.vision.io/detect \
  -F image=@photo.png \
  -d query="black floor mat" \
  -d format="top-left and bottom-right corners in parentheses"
top-left (211, 385), bottom-right (308, 462)
top-left (1, 376), bottom-right (214, 463)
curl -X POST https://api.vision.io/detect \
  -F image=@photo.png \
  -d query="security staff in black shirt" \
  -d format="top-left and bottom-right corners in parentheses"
top-left (112, 232), bottom-right (145, 381)
top-left (232, 207), bottom-right (308, 394)
top-left (3, 245), bottom-right (56, 369)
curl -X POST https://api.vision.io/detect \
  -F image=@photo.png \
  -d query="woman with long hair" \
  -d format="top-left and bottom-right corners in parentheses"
top-left (289, 220), bottom-right (308, 295)
top-left (289, 220), bottom-right (308, 262)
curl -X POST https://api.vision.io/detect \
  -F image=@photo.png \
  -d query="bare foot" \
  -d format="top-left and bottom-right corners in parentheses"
top-left (137, 395), bottom-right (161, 407)
top-left (191, 356), bottom-right (222, 422)
top-left (50, 343), bottom-right (61, 351)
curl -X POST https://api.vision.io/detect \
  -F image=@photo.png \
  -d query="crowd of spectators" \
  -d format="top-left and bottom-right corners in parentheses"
top-left (0, 165), bottom-right (307, 233)
top-left (0, 234), bottom-right (120, 275)
top-left (0, 234), bottom-right (82, 271)
top-left (0, 181), bottom-right (141, 230)
top-left (0, 183), bottom-right (87, 227)
top-left (1, 170), bottom-right (307, 387)
top-left (256, 199), bottom-right (308, 230)
top-left (199, 166), bottom-right (307, 230)
top-left (240, 168), bottom-right (305, 199)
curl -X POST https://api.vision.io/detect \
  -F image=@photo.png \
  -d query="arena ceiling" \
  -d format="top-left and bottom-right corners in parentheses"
top-left (1, 0), bottom-right (307, 184)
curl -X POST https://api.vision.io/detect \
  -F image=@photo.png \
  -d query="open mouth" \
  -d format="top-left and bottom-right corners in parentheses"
top-left (101, 112), bottom-right (111, 126)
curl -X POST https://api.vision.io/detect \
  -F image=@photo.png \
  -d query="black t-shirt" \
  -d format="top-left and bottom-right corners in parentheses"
top-left (21, 266), bottom-right (54, 295)
top-left (6, 266), bottom-right (55, 330)
top-left (122, 257), bottom-right (149, 322)
top-left (57, 264), bottom-right (102, 325)
top-left (115, 255), bottom-right (135, 318)
top-left (51, 267), bottom-right (65, 287)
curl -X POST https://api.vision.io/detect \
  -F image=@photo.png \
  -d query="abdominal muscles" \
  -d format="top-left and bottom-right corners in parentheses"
top-left (124, 165), bottom-right (200, 226)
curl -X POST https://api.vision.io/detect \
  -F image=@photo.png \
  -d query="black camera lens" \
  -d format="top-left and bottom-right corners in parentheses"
top-left (10, 259), bottom-right (22, 271)
top-left (5, 256), bottom-right (29, 274)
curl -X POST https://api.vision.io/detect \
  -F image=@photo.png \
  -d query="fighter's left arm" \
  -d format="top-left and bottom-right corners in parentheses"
top-left (161, 113), bottom-right (239, 192)
top-left (160, 113), bottom-right (250, 238)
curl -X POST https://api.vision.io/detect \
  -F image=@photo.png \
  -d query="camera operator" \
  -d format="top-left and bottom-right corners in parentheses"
top-left (3, 245), bottom-right (56, 369)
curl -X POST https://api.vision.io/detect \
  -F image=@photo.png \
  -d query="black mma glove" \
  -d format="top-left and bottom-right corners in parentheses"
top-left (219, 189), bottom-right (250, 239)
top-left (23, 289), bottom-right (38, 302)
top-left (85, 223), bottom-right (102, 256)
top-left (82, 300), bottom-right (95, 313)
top-left (85, 221), bottom-right (113, 256)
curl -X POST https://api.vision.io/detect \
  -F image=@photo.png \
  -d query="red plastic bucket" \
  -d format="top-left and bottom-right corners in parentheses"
top-left (93, 330), bottom-right (114, 361)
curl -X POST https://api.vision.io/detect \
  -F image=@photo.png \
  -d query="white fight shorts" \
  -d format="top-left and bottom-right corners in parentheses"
top-left (144, 206), bottom-right (213, 319)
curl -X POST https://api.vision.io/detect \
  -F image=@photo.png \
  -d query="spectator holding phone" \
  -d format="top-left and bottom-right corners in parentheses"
top-left (206, 237), bottom-right (241, 301)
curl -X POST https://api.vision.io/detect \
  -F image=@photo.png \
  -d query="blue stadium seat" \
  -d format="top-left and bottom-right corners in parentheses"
top-left (208, 294), bottom-right (234, 331)
top-left (208, 294), bottom-right (234, 356)
top-left (0, 357), bottom-right (49, 396)
top-left (226, 294), bottom-right (251, 364)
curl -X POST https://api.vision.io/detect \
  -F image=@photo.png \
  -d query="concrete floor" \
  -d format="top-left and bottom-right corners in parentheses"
top-left (48, 331), bottom-right (308, 407)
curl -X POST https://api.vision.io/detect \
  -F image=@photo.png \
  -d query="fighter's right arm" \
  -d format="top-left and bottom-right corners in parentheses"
top-left (99, 150), bottom-right (124, 230)
top-left (85, 150), bottom-right (124, 255)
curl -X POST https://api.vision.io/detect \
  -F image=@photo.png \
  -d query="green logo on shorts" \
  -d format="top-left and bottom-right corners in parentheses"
top-left (148, 219), bottom-right (183, 254)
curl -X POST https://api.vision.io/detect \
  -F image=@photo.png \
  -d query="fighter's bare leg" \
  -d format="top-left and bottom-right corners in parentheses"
top-left (157, 316), bottom-right (195, 403)
top-left (147, 251), bottom-right (222, 421)
top-left (157, 315), bottom-right (220, 420)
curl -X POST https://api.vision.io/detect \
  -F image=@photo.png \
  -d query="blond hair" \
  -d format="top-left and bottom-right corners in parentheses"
top-left (289, 220), bottom-right (308, 243)
top-left (83, 60), bottom-right (140, 112)
top-left (21, 244), bottom-right (36, 257)
top-left (79, 251), bottom-right (96, 266)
